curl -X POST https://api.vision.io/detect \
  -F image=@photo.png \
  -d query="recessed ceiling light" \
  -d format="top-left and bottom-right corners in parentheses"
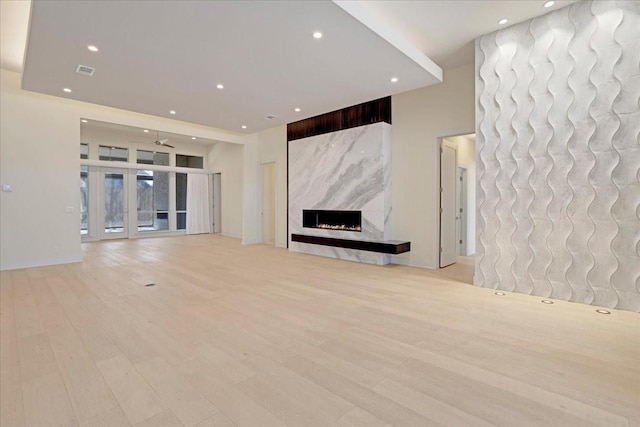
top-left (498, 18), bottom-right (508, 25)
top-left (313, 31), bottom-right (323, 39)
top-left (390, 77), bottom-right (399, 83)
top-left (294, 108), bottom-right (301, 112)
top-left (216, 84), bottom-right (224, 89)
top-left (596, 309), bottom-right (611, 314)
top-left (87, 45), bottom-right (98, 52)
top-left (495, 292), bottom-right (505, 296)
top-left (241, 125), bottom-right (247, 129)
top-left (81, 119), bottom-right (88, 123)
top-left (541, 299), bottom-right (554, 304)
top-left (169, 110), bottom-right (176, 115)
top-left (143, 129), bottom-right (149, 133)
top-left (191, 137), bottom-right (196, 140)
top-left (544, 1), bottom-right (555, 7)
top-left (63, 87), bottom-right (72, 93)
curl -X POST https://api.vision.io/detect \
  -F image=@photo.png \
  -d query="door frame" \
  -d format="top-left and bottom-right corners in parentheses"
top-left (436, 130), bottom-right (475, 269)
top-left (457, 167), bottom-right (468, 256)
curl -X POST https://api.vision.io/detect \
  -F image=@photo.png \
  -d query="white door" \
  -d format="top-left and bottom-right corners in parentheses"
top-left (440, 146), bottom-right (457, 267)
top-left (261, 162), bottom-right (276, 243)
top-left (100, 168), bottom-right (129, 239)
top-left (212, 173), bottom-right (222, 233)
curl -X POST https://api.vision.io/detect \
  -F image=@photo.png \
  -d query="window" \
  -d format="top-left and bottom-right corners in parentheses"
top-left (137, 170), bottom-right (169, 232)
top-left (80, 143), bottom-right (89, 159)
top-left (176, 172), bottom-right (187, 230)
top-left (80, 166), bottom-right (88, 235)
top-left (99, 145), bottom-right (128, 162)
top-left (137, 150), bottom-right (169, 166)
top-left (176, 154), bottom-right (203, 169)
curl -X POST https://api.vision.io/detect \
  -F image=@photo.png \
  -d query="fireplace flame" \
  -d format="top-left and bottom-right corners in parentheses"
top-left (317, 223), bottom-right (361, 231)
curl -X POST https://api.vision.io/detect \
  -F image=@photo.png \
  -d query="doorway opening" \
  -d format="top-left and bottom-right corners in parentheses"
top-left (439, 133), bottom-right (476, 279)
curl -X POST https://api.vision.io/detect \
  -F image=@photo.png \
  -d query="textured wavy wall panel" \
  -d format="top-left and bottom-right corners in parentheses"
top-left (475, 0), bottom-right (640, 311)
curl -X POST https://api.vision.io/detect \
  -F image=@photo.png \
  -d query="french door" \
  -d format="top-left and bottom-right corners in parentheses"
top-left (99, 168), bottom-right (129, 239)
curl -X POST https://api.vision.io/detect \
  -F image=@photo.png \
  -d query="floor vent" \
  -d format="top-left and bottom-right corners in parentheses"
top-left (145, 283), bottom-right (156, 287)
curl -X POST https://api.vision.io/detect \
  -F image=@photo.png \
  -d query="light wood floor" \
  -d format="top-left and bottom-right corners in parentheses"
top-left (1, 235), bottom-right (638, 427)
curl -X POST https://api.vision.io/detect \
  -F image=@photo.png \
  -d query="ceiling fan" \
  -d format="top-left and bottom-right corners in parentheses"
top-left (152, 130), bottom-right (174, 148)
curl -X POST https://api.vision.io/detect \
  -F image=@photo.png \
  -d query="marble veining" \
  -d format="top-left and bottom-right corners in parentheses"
top-left (289, 122), bottom-right (392, 264)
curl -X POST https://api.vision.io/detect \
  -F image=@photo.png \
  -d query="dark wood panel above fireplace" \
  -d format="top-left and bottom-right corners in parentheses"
top-left (287, 96), bottom-right (391, 141)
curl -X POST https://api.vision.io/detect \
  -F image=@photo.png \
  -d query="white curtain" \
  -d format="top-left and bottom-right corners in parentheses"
top-left (186, 173), bottom-right (211, 235)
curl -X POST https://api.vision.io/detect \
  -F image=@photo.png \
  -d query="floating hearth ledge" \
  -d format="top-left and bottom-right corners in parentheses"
top-left (291, 234), bottom-right (410, 255)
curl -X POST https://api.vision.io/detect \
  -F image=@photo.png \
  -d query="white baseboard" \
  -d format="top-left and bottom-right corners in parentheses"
top-left (0, 255), bottom-right (83, 271)
top-left (221, 232), bottom-right (242, 239)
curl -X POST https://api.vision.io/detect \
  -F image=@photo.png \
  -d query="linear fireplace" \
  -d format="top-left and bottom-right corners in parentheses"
top-left (303, 210), bottom-right (361, 232)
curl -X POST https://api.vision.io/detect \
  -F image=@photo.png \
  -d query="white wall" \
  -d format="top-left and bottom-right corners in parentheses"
top-left (391, 63), bottom-right (475, 268)
top-left (0, 69), bottom-right (241, 270)
top-left (207, 142), bottom-right (244, 238)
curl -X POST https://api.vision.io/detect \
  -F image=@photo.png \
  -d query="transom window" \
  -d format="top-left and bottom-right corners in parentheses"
top-left (99, 145), bottom-right (128, 162)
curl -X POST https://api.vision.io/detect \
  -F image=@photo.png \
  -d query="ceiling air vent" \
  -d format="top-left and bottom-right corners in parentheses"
top-left (76, 64), bottom-right (95, 76)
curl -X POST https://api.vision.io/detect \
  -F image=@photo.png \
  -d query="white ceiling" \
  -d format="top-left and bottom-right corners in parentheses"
top-left (5, 0), bottom-right (577, 133)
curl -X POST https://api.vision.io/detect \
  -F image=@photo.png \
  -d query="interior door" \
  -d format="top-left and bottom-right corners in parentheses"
top-left (440, 145), bottom-right (457, 267)
top-left (212, 173), bottom-right (222, 233)
top-left (100, 168), bottom-right (128, 239)
top-left (261, 162), bottom-right (276, 243)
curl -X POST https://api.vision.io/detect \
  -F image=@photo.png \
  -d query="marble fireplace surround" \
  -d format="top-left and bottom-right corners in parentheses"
top-left (288, 121), bottom-right (393, 265)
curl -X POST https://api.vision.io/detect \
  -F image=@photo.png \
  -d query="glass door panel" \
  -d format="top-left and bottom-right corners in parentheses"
top-left (137, 169), bottom-right (169, 232)
top-left (80, 165), bottom-right (89, 236)
top-left (102, 168), bottom-right (128, 239)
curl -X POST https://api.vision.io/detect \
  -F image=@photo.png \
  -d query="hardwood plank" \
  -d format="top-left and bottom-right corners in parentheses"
top-left (81, 406), bottom-right (131, 427)
top-left (135, 357), bottom-right (218, 427)
top-left (373, 378), bottom-right (494, 427)
top-left (135, 409), bottom-right (184, 427)
top-left (334, 407), bottom-right (392, 427)
top-left (28, 277), bottom-right (119, 420)
top-left (12, 272), bottom-right (45, 338)
top-left (389, 357), bottom-right (607, 427)
top-left (176, 358), bottom-right (286, 427)
top-left (17, 333), bottom-right (58, 382)
top-left (97, 355), bottom-right (166, 425)
top-left (0, 275), bottom-right (25, 427)
top-left (22, 372), bottom-right (78, 427)
top-left (238, 355), bottom-right (354, 426)
top-left (283, 356), bottom-right (435, 426)
top-left (193, 413), bottom-right (237, 427)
